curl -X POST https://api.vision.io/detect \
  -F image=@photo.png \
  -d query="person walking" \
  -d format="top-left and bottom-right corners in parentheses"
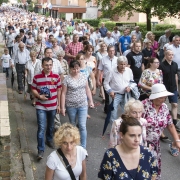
top-left (31, 57), bottom-right (61, 160)
top-left (14, 42), bottom-right (30, 94)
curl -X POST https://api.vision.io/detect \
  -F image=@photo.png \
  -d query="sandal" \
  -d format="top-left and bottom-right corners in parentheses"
top-left (169, 142), bottom-right (179, 157)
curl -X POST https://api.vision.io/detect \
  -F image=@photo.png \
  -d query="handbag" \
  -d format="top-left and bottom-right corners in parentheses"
top-left (57, 148), bottom-right (76, 180)
top-left (36, 43), bottom-right (42, 59)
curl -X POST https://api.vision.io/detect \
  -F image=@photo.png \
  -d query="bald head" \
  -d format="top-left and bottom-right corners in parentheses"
top-left (19, 42), bottom-right (25, 51)
top-left (165, 50), bottom-right (173, 61)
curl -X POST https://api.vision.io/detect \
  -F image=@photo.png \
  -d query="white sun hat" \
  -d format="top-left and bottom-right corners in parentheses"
top-left (149, 84), bottom-right (174, 100)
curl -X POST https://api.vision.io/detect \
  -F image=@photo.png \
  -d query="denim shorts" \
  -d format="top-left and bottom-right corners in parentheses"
top-left (168, 91), bottom-right (178, 103)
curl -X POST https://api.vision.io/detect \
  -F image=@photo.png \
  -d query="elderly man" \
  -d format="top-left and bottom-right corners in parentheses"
top-left (14, 42), bottom-right (30, 94)
top-left (104, 56), bottom-right (134, 122)
top-left (65, 34), bottom-right (83, 63)
top-left (97, 45), bottom-right (118, 113)
top-left (130, 26), bottom-right (142, 41)
top-left (167, 35), bottom-right (180, 75)
top-left (104, 31), bottom-right (115, 47)
top-left (158, 29), bottom-right (171, 62)
top-left (56, 31), bottom-right (64, 45)
top-left (99, 23), bottom-right (108, 38)
top-left (159, 50), bottom-right (180, 132)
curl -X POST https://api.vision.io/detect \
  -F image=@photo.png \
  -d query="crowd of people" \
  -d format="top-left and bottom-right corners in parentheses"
top-left (1, 5), bottom-right (180, 180)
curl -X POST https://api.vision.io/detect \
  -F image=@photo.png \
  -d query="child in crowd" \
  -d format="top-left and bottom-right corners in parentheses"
top-left (0, 48), bottom-right (11, 79)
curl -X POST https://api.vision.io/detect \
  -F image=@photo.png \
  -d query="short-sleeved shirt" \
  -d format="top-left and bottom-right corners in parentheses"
top-left (65, 42), bottom-right (83, 62)
top-left (31, 71), bottom-right (61, 110)
top-left (159, 60), bottom-right (178, 92)
top-left (119, 35), bottom-right (131, 53)
top-left (131, 30), bottom-right (142, 41)
top-left (142, 48), bottom-right (152, 67)
top-left (127, 51), bottom-right (144, 81)
top-left (98, 146), bottom-right (158, 180)
top-left (1, 54), bottom-right (11, 68)
top-left (158, 35), bottom-right (169, 49)
top-left (63, 73), bottom-right (88, 107)
top-left (142, 98), bottom-right (173, 143)
top-left (99, 27), bottom-right (108, 37)
top-left (46, 146), bottom-right (87, 180)
top-left (166, 44), bottom-right (180, 68)
top-left (98, 55), bottom-right (118, 78)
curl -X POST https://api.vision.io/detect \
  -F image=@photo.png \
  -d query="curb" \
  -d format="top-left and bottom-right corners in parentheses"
top-left (12, 90), bottom-right (34, 180)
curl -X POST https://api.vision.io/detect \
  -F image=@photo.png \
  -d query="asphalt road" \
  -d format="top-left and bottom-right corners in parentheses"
top-left (7, 78), bottom-right (180, 180)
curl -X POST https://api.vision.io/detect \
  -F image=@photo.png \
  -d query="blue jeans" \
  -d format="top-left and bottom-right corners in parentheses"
top-left (36, 109), bottom-right (56, 152)
top-left (66, 106), bottom-right (88, 148)
top-left (111, 94), bottom-right (125, 122)
top-left (3, 67), bottom-right (9, 78)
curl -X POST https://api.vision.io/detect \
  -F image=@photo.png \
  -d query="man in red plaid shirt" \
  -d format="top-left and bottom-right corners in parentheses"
top-left (65, 34), bottom-right (83, 63)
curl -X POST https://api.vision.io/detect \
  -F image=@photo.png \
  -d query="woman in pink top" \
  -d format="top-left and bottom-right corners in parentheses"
top-left (150, 34), bottom-right (158, 58)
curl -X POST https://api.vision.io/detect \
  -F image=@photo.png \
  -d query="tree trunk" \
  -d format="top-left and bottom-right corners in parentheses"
top-left (146, 8), bottom-right (151, 31)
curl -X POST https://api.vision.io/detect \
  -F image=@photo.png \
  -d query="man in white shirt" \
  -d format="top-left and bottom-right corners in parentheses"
top-left (93, 27), bottom-right (101, 45)
top-left (97, 45), bottom-right (117, 113)
top-left (104, 31), bottom-right (115, 47)
top-left (103, 56), bottom-right (133, 122)
top-left (5, 28), bottom-right (16, 57)
top-left (50, 27), bottom-right (58, 38)
top-left (167, 35), bottom-right (180, 80)
top-left (14, 42), bottom-right (30, 94)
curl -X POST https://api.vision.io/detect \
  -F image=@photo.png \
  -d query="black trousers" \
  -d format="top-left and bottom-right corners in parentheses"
top-left (102, 78), bottom-right (110, 112)
top-left (16, 63), bottom-right (25, 91)
top-left (8, 46), bottom-right (13, 57)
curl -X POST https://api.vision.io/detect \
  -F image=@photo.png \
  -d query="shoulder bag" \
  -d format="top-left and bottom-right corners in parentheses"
top-left (36, 43), bottom-right (42, 59)
top-left (57, 148), bottom-right (76, 180)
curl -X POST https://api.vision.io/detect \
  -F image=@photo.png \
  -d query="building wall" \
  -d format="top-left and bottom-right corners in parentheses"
top-left (78, 0), bottom-right (86, 7)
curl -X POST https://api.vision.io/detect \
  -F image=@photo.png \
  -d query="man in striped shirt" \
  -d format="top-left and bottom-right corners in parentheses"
top-left (31, 57), bottom-right (61, 160)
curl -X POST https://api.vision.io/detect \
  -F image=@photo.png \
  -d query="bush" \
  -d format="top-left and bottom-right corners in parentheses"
top-left (152, 30), bottom-right (180, 41)
top-left (74, 19), bottom-right (100, 27)
top-left (155, 24), bottom-right (176, 31)
top-left (137, 23), bottom-right (147, 34)
top-left (103, 21), bottom-right (116, 31)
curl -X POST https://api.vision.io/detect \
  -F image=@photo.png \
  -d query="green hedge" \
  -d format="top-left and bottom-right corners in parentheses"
top-left (74, 19), bottom-right (100, 28)
top-left (155, 24), bottom-right (176, 31)
top-left (103, 21), bottom-right (116, 31)
top-left (142, 30), bottom-right (180, 41)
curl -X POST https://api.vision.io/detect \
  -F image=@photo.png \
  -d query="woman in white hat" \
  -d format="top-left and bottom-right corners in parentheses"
top-left (142, 83), bottom-right (180, 180)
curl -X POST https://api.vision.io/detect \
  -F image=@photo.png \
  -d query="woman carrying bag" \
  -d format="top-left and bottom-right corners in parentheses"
top-left (45, 123), bottom-right (87, 180)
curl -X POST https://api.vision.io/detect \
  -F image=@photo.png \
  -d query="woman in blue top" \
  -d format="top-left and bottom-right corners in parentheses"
top-left (98, 114), bottom-right (158, 180)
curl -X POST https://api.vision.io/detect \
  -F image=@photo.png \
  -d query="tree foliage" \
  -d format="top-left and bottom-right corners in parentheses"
top-left (0, 0), bottom-right (9, 4)
top-left (89, 0), bottom-right (180, 31)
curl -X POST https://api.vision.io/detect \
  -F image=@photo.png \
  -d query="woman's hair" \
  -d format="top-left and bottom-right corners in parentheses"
top-left (30, 51), bottom-right (36, 56)
top-left (51, 38), bottom-right (57, 44)
top-left (146, 57), bottom-right (159, 69)
top-left (145, 31), bottom-right (153, 39)
top-left (113, 26), bottom-right (118, 31)
top-left (84, 44), bottom-right (94, 52)
top-left (124, 98), bottom-right (144, 114)
top-left (120, 114), bottom-right (142, 135)
top-left (37, 35), bottom-right (42, 41)
top-left (57, 50), bottom-right (65, 57)
top-left (75, 53), bottom-right (84, 61)
top-left (100, 42), bottom-right (107, 48)
top-left (54, 123), bottom-right (80, 147)
top-left (28, 32), bottom-right (32, 36)
top-left (69, 60), bottom-right (80, 68)
top-left (45, 28), bottom-right (49, 33)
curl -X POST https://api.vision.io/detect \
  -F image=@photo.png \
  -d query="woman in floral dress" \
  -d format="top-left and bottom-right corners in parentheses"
top-left (99, 115), bottom-right (158, 180)
top-left (31, 35), bottom-right (46, 60)
top-left (142, 83), bottom-right (180, 180)
top-left (139, 57), bottom-right (163, 101)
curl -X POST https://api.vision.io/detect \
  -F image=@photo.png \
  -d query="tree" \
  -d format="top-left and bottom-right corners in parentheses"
top-left (0, 0), bottom-right (9, 4)
top-left (91, 0), bottom-right (180, 31)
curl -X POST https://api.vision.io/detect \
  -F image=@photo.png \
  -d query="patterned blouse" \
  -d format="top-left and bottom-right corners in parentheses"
top-left (98, 146), bottom-right (158, 180)
top-left (139, 69), bottom-right (163, 94)
top-left (31, 42), bottom-right (46, 60)
top-left (63, 73), bottom-right (88, 107)
top-left (142, 98), bottom-right (173, 143)
top-left (109, 118), bottom-right (147, 148)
